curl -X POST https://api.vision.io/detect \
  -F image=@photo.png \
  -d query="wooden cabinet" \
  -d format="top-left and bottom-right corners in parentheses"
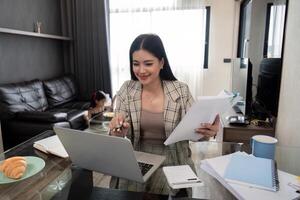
top-left (222, 117), bottom-right (275, 144)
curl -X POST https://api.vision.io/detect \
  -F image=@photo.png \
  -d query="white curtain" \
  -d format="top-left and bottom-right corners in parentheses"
top-left (109, 0), bottom-right (206, 98)
top-left (267, 4), bottom-right (286, 58)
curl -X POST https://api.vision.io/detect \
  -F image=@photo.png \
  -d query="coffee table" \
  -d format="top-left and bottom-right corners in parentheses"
top-left (84, 113), bottom-right (111, 134)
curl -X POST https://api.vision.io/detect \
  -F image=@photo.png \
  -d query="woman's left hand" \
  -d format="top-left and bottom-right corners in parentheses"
top-left (195, 114), bottom-right (220, 138)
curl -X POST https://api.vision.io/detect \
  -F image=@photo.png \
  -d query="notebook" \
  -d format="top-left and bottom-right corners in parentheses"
top-left (163, 165), bottom-right (203, 189)
top-left (201, 152), bottom-right (299, 200)
top-left (33, 135), bottom-right (69, 158)
top-left (224, 154), bottom-right (279, 192)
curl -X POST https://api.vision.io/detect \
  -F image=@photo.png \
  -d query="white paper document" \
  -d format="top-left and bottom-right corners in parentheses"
top-left (164, 95), bottom-right (231, 145)
top-left (33, 135), bottom-right (69, 158)
top-left (163, 165), bottom-right (203, 189)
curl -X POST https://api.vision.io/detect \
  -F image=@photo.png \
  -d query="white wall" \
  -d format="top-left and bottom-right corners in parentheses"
top-left (202, 0), bottom-right (239, 96)
top-left (276, 0), bottom-right (300, 147)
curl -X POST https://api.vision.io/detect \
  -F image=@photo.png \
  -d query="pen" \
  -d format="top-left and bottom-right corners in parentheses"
top-left (112, 113), bottom-right (128, 132)
top-left (172, 178), bottom-right (201, 185)
top-left (113, 121), bottom-right (124, 132)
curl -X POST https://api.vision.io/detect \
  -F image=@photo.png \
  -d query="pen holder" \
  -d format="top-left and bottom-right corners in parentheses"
top-left (35, 21), bottom-right (42, 33)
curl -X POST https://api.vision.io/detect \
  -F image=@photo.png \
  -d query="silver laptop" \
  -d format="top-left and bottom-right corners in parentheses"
top-left (53, 127), bottom-right (165, 183)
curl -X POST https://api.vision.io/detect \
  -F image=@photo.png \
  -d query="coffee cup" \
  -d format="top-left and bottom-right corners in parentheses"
top-left (251, 135), bottom-right (278, 160)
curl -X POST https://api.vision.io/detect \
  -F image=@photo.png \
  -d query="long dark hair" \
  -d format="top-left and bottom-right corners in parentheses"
top-left (129, 34), bottom-right (177, 81)
top-left (90, 90), bottom-right (106, 108)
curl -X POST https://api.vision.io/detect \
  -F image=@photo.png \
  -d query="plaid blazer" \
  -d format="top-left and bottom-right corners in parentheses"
top-left (115, 80), bottom-right (195, 165)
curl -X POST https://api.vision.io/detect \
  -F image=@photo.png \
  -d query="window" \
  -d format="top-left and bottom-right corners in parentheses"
top-left (204, 6), bottom-right (210, 69)
top-left (109, 0), bottom-right (209, 97)
top-left (237, 0), bottom-right (252, 58)
top-left (263, 3), bottom-right (286, 58)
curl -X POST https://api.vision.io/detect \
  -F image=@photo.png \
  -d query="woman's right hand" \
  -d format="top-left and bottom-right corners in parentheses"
top-left (109, 113), bottom-right (130, 137)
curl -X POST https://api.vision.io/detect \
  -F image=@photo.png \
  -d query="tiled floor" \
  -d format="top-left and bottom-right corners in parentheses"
top-left (93, 172), bottom-right (111, 188)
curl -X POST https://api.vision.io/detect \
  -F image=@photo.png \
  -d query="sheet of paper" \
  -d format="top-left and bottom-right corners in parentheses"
top-left (164, 95), bottom-right (231, 145)
top-left (33, 135), bottom-right (69, 158)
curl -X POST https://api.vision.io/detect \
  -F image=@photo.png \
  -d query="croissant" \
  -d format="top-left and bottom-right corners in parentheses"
top-left (0, 156), bottom-right (27, 179)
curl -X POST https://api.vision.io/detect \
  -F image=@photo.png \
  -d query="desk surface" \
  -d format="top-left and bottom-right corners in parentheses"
top-left (1, 130), bottom-right (298, 200)
top-left (0, 130), bottom-right (247, 199)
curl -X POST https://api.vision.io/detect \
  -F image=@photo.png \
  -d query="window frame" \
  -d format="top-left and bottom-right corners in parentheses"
top-left (237, 0), bottom-right (251, 58)
top-left (263, 1), bottom-right (288, 58)
top-left (263, 3), bottom-right (274, 58)
top-left (203, 6), bottom-right (210, 69)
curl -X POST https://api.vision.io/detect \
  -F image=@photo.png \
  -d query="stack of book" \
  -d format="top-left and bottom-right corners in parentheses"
top-left (201, 152), bottom-right (299, 200)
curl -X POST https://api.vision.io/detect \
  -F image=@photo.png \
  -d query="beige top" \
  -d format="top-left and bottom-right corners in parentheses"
top-left (140, 109), bottom-right (165, 144)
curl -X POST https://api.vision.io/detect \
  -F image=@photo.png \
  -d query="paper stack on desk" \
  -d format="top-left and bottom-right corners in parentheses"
top-left (201, 152), bottom-right (299, 200)
top-left (33, 135), bottom-right (69, 158)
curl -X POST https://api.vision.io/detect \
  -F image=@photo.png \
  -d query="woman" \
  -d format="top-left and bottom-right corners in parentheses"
top-left (84, 90), bottom-right (107, 123)
top-left (109, 34), bottom-right (219, 195)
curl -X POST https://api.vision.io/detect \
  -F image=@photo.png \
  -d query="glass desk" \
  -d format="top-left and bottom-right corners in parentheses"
top-left (84, 113), bottom-right (111, 133)
top-left (0, 130), bottom-right (245, 200)
top-left (190, 141), bottom-right (242, 200)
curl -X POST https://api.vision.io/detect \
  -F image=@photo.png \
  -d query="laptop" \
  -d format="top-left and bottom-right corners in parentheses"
top-left (53, 127), bottom-right (165, 183)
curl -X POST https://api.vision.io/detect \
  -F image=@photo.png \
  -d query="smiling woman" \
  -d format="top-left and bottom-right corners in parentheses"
top-left (130, 35), bottom-right (173, 113)
top-left (132, 50), bottom-right (163, 86)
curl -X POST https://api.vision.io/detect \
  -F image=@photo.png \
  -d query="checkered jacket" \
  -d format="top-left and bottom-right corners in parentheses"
top-left (115, 80), bottom-right (195, 165)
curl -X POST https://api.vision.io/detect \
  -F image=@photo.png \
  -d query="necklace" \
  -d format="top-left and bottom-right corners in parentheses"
top-left (145, 94), bottom-right (156, 103)
top-left (142, 84), bottom-right (163, 104)
top-left (142, 90), bottom-right (159, 104)
top-left (142, 90), bottom-right (164, 112)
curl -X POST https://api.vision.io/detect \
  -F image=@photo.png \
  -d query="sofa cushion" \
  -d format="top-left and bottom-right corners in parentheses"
top-left (66, 109), bottom-right (87, 129)
top-left (0, 80), bottom-right (48, 119)
top-left (43, 76), bottom-right (78, 107)
top-left (56, 101), bottom-right (90, 110)
top-left (16, 111), bottom-right (68, 123)
top-left (48, 107), bottom-right (86, 129)
top-left (1, 119), bottom-right (70, 150)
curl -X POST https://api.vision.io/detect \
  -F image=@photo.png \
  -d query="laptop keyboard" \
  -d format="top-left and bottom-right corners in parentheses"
top-left (138, 162), bottom-right (153, 176)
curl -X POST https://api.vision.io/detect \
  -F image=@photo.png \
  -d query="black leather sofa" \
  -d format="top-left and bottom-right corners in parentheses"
top-left (0, 75), bottom-right (90, 150)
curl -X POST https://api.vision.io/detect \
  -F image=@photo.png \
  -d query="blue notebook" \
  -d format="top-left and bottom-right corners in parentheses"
top-left (224, 154), bottom-right (279, 191)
